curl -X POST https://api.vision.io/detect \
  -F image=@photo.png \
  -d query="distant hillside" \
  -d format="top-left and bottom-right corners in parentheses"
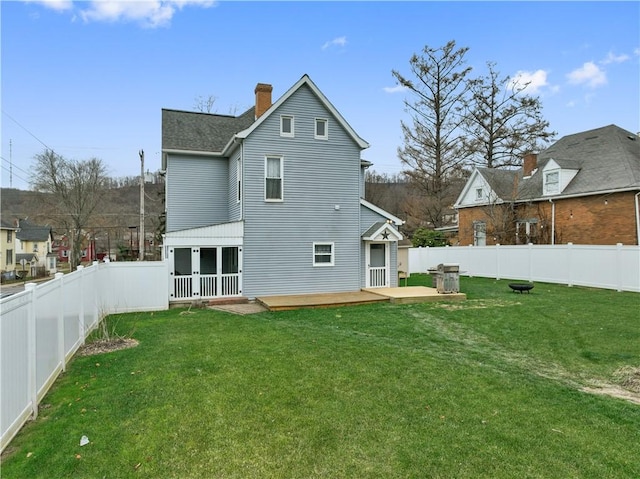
top-left (1, 184), bottom-right (165, 234)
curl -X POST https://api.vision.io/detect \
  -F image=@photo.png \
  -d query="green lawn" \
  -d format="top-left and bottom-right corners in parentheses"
top-left (2, 276), bottom-right (639, 478)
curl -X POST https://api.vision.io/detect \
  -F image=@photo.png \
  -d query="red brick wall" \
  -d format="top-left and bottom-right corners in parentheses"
top-left (458, 191), bottom-right (639, 246)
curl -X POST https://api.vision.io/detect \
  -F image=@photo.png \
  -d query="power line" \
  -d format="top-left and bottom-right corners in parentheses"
top-left (2, 110), bottom-right (56, 153)
top-left (0, 163), bottom-right (30, 185)
top-left (0, 155), bottom-right (31, 175)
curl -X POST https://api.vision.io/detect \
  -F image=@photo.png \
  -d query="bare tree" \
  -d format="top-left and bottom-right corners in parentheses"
top-left (31, 149), bottom-right (108, 270)
top-left (194, 94), bottom-right (218, 113)
top-left (462, 62), bottom-right (556, 168)
top-left (392, 40), bottom-right (473, 227)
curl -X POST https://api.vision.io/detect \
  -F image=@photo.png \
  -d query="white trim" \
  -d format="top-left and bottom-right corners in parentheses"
top-left (313, 242), bottom-right (334, 267)
top-left (360, 198), bottom-right (404, 226)
top-left (315, 118), bottom-right (328, 140)
top-left (236, 158), bottom-right (242, 204)
top-left (362, 223), bottom-right (403, 241)
top-left (280, 115), bottom-right (294, 138)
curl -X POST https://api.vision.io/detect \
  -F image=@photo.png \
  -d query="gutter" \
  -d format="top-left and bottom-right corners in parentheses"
top-left (635, 192), bottom-right (640, 246)
top-left (549, 199), bottom-right (555, 245)
top-left (162, 148), bottom-right (224, 158)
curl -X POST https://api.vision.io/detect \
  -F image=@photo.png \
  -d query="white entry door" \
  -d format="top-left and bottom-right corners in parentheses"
top-left (367, 243), bottom-right (388, 288)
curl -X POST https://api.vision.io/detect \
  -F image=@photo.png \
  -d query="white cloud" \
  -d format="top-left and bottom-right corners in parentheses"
top-left (566, 62), bottom-right (607, 88)
top-left (322, 36), bottom-right (347, 51)
top-left (383, 84), bottom-right (407, 94)
top-left (23, 0), bottom-right (216, 27)
top-left (24, 0), bottom-right (73, 11)
top-left (508, 69), bottom-right (549, 95)
top-left (601, 51), bottom-right (630, 65)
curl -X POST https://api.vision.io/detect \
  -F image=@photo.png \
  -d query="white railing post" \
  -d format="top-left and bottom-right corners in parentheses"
top-left (54, 273), bottom-right (65, 372)
top-left (25, 283), bottom-right (38, 420)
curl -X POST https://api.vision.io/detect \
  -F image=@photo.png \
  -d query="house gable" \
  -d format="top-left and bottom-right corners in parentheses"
top-left (455, 169), bottom-right (510, 208)
top-left (229, 74), bottom-right (369, 153)
top-left (541, 159), bottom-right (579, 196)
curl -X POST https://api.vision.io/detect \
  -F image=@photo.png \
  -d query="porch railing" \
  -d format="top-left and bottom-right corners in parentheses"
top-left (369, 267), bottom-right (387, 288)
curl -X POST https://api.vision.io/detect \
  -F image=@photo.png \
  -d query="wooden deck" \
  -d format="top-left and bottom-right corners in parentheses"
top-left (256, 286), bottom-right (466, 311)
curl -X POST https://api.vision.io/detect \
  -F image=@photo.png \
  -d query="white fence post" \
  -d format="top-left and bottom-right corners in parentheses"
top-left (616, 243), bottom-right (623, 292)
top-left (495, 244), bottom-right (501, 280)
top-left (25, 283), bottom-right (38, 421)
top-left (567, 243), bottom-right (573, 287)
top-left (55, 273), bottom-right (65, 372)
top-left (77, 266), bottom-right (85, 344)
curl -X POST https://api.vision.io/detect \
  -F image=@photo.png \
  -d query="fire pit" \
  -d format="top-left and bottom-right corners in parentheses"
top-left (509, 283), bottom-right (534, 294)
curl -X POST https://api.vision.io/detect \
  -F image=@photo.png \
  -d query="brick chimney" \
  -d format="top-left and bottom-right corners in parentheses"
top-left (523, 153), bottom-right (538, 177)
top-left (254, 83), bottom-right (273, 119)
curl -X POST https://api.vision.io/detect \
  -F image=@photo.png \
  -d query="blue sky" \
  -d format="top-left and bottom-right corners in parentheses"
top-left (2, 1), bottom-right (639, 190)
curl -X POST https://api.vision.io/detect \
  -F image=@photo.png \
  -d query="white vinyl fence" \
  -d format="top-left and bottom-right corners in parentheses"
top-left (1, 260), bottom-right (168, 452)
top-left (409, 243), bottom-right (640, 293)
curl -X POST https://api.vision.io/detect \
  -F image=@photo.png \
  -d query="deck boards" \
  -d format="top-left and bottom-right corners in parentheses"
top-left (256, 286), bottom-right (466, 311)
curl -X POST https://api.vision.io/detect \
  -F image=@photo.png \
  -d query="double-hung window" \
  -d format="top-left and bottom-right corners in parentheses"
top-left (236, 158), bottom-right (242, 203)
top-left (315, 118), bottom-right (328, 139)
top-left (313, 242), bottom-right (334, 266)
top-left (544, 171), bottom-right (559, 195)
top-left (280, 115), bottom-right (294, 137)
top-left (265, 156), bottom-right (283, 201)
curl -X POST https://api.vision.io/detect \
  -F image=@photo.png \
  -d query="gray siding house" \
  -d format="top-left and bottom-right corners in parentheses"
top-left (162, 74), bottom-right (403, 301)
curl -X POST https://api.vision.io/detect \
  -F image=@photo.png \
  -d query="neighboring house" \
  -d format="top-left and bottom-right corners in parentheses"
top-left (455, 125), bottom-right (640, 246)
top-left (0, 220), bottom-right (17, 278)
top-left (15, 218), bottom-right (57, 275)
top-left (162, 74), bottom-right (404, 302)
top-left (54, 234), bottom-right (96, 264)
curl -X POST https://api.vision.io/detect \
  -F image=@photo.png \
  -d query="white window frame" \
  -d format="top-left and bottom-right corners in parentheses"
top-left (313, 242), bottom-right (334, 267)
top-left (265, 156), bottom-right (283, 202)
top-left (544, 170), bottom-right (560, 195)
top-left (236, 158), bottom-right (242, 203)
top-left (475, 187), bottom-right (484, 201)
top-left (280, 115), bottom-right (294, 137)
top-left (473, 221), bottom-right (487, 246)
top-left (315, 118), bottom-right (328, 140)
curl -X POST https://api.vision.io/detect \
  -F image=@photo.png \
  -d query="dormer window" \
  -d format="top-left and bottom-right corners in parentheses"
top-left (544, 171), bottom-right (559, 195)
top-left (315, 118), bottom-right (328, 139)
top-left (280, 115), bottom-right (294, 137)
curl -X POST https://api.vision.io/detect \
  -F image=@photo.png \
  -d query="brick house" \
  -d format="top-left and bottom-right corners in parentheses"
top-left (454, 125), bottom-right (640, 246)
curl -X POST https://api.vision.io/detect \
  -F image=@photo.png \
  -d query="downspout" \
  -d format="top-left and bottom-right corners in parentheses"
top-left (552, 200), bottom-right (555, 245)
top-left (635, 192), bottom-right (640, 245)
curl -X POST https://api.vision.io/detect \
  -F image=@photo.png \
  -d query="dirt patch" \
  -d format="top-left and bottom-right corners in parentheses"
top-left (581, 385), bottom-right (640, 405)
top-left (612, 366), bottom-right (640, 393)
top-left (77, 338), bottom-right (139, 356)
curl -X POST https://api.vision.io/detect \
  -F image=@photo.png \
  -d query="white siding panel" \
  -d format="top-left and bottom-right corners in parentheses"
top-left (166, 155), bottom-right (229, 232)
top-left (242, 85), bottom-right (363, 297)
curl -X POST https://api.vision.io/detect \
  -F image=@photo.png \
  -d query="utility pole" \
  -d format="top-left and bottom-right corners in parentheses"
top-left (139, 149), bottom-right (145, 261)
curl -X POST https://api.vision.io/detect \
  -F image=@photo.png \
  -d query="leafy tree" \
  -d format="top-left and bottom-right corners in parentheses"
top-left (461, 62), bottom-right (556, 168)
top-left (391, 40), bottom-right (472, 227)
top-left (411, 227), bottom-right (449, 247)
top-left (31, 149), bottom-right (108, 270)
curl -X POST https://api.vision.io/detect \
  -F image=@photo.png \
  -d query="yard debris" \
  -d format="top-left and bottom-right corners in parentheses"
top-left (80, 435), bottom-right (89, 446)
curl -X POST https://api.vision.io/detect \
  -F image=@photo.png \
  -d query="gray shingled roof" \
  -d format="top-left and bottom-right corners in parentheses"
top-left (162, 107), bottom-right (255, 152)
top-left (480, 125), bottom-right (640, 202)
top-left (15, 218), bottom-right (52, 242)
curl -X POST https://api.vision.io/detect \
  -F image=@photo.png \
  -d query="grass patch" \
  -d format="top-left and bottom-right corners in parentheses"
top-left (2, 277), bottom-right (639, 478)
